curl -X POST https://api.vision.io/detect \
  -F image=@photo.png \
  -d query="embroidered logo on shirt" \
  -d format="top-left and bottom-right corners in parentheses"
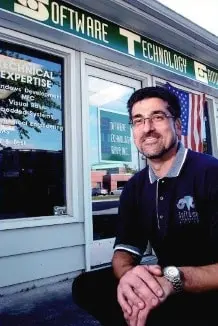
top-left (176, 196), bottom-right (199, 224)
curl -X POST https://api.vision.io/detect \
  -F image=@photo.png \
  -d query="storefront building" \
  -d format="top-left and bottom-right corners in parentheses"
top-left (0, 0), bottom-right (217, 294)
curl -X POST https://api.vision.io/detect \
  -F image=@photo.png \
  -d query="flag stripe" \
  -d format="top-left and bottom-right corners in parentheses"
top-left (166, 83), bottom-right (205, 152)
top-left (190, 94), bottom-right (195, 150)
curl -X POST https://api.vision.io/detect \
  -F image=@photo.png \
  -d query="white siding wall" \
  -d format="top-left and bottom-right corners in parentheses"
top-left (0, 223), bottom-right (85, 288)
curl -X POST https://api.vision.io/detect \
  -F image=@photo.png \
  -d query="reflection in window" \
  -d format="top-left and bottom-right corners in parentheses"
top-left (0, 41), bottom-right (65, 219)
top-left (88, 76), bottom-right (140, 240)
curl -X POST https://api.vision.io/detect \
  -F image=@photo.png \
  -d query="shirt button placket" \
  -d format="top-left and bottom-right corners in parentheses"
top-left (158, 180), bottom-right (165, 230)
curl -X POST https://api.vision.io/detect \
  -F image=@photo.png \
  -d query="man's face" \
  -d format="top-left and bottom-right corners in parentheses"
top-left (132, 97), bottom-right (181, 159)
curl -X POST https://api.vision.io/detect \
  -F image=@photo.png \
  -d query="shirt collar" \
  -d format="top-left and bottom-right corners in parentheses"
top-left (149, 142), bottom-right (188, 184)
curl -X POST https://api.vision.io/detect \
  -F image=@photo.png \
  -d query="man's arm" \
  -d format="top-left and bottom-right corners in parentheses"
top-left (124, 264), bottom-right (218, 326)
top-left (112, 250), bottom-right (139, 279)
top-left (112, 250), bottom-right (145, 314)
top-left (112, 250), bottom-right (166, 316)
top-left (122, 270), bottom-right (174, 326)
top-left (180, 263), bottom-right (218, 293)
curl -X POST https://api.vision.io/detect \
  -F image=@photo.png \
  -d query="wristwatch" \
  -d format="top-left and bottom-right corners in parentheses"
top-left (163, 266), bottom-right (183, 293)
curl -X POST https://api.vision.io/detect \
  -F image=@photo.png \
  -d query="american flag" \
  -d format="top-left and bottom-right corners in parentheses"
top-left (166, 83), bottom-right (205, 152)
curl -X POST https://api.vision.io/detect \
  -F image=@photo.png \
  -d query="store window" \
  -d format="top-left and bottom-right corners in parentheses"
top-left (88, 73), bottom-right (141, 241)
top-left (0, 41), bottom-right (65, 219)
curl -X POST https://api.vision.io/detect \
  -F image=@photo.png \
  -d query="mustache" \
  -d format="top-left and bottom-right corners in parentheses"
top-left (140, 131), bottom-right (160, 141)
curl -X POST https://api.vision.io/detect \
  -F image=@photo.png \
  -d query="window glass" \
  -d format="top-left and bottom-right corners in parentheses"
top-left (0, 41), bottom-right (65, 219)
top-left (88, 76), bottom-right (140, 240)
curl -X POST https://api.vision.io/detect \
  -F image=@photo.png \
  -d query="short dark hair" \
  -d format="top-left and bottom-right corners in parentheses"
top-left (127, 86), bottom-right (181, 122)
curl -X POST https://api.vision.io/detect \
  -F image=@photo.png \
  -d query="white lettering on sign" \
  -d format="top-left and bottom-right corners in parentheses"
top-left (75, 12), bottom-right (85, 33)
top-left (208, 69), bottom-right (218, 86)
top-left (110, 121), bottom-right (126, 132)
top-left (0, 71), bottom-right (52, 88)
top-left (8, 1), bottom-right (217, 89)
top-left (9, 99), bottom-right (28, 106)
top-left (119, 28), bottom-right (141, 56)
top-left (142, 41), bottom-right (187, 74)
top-left (111, 146), bottom-right (122, 155)
top-left (111, 146), bottom-right (129, 156)
top-left (14, 0), bottom-right (49, 21)
top-left (111, 134), bottom-right (131, 144)
top-left (194, 61), bottom-right (208, 84)
top-left (51, 2), bottom-right (109, 43)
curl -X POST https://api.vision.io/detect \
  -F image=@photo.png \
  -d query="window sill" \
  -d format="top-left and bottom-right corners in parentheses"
top-left (0, 215), bottom-right (81, 231)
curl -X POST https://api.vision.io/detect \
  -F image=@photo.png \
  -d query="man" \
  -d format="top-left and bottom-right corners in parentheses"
top-left (73, 86), bottom-right (218, 326)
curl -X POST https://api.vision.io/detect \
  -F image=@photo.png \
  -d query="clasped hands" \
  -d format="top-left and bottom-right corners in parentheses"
top-left (117, 265), bottom-right (174, 326)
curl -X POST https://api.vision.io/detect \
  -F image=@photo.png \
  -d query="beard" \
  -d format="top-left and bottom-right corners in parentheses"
top-left (139, 132), bottom-right (177, 160)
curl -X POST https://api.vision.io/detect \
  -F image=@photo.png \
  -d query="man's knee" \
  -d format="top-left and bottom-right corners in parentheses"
top-left (72, 267), bottom-right (116, 306)
top-left (72, 272), bottom-right (88, 306)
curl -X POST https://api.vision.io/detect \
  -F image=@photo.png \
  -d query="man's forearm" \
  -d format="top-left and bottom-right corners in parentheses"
top-left (112, 250), bottom-right (139, 279)
top-left (180, 263), bottom-right (218, 293)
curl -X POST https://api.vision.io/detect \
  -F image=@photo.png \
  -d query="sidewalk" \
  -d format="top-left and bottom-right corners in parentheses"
top-left (0, 256), bottom-right (157, 326)
top-left (0, 279), bottom-right (101, 326)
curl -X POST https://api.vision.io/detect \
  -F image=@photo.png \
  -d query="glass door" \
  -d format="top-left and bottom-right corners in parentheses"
top-left (86, 66), bottom-right (144, 267)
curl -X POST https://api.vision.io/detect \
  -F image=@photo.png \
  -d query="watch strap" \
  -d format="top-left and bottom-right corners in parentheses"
top-left (163, 267), bottom-right (183, 293)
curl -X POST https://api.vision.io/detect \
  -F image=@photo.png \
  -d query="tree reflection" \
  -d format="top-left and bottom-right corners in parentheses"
top-left (0, 49), bottom-right (62, 140)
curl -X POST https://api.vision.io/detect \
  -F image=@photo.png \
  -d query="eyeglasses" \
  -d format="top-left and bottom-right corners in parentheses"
top-left (130, 112), bottom-right (175, 128)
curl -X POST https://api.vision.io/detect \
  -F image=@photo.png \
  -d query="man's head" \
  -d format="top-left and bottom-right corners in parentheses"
top-left (127, 86), bottom-right (181, 159)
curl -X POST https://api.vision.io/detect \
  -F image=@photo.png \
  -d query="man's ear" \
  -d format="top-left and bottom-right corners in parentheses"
top-left (175, 118), bottom-right (182, 138)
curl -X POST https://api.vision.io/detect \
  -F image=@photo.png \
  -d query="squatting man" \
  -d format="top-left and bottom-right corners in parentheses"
top-left (73, 86), bottom-right (218, 326)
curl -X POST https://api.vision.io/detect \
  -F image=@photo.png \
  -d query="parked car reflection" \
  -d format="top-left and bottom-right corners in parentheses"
top-left (0, 148), bottom-right (65, 219)
top-left (92, 187), bottom-right (108, 196)
top-left (110, 186), bottom-right (124, 196)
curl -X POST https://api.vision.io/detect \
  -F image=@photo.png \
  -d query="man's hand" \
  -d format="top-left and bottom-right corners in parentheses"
top-left (120, 265), bottom-right (174, 326)
top-left (132, 276), bottom-right (174, 326)
top-left (117, 264), bottom-right (163, 315)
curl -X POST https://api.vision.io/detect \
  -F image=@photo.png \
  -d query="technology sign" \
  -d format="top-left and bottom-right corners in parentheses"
top-left (99, 109), bottom-right (132, 163)
top-left (0, 0), bottom-right (218, 89)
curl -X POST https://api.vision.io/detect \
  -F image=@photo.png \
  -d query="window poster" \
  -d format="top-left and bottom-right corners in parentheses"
top-left (0, 44), bottom-right (63, 150)
top-left (0, 41), bottom-right (65, 219)
top-left (99, 109), bottom-right (132, 163)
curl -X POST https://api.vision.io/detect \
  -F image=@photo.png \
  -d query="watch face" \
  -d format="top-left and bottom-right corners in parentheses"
top-left (166, 266), bottom-right (179, 277)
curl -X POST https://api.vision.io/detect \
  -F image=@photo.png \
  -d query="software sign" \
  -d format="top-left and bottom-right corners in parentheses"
top-left (99, 109), bottom-right (132, 163)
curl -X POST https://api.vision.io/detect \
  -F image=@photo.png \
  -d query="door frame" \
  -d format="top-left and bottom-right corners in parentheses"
top-left (81, 53), bottom-right (152, 270)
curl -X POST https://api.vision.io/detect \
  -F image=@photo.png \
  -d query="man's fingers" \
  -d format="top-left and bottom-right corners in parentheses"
top-left (137, 308), bottom-right (150, 326)
top-left (118, 284), bottom-right (144, 315)
top-left (145, 264), bottom-right (162, 276)
top-left (125, 303), bottom-right (140, 326)
top-left (117, 289), bottom-right (132, 315)
top-left (136, 296), bottom-right (159, 326)
top-left (134, 285), bottom-right (159, 312)
top-left (123, 310), bottom-right (130, 320)
top-left (118, 277), bottom-right (146, 309)
top-left (133, 266), bottom-right (164, 298)
top-left (117, 264), bottom-right (164, 320)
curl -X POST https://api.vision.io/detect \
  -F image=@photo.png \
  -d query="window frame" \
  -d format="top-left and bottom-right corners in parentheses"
top-left (0, 26), bottom-right (79, 230)
top-left (80, 53), bottom-right (152, 269)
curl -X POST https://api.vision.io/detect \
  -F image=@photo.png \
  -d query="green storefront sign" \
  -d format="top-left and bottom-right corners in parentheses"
top-left (99, 109), bottom-right (132, 162)
top-left (1, 0), bottom-right (218, 89)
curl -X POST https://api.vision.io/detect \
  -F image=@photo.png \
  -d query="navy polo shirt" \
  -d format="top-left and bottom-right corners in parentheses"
top-left (114, 143), bottom-right (218, 267)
